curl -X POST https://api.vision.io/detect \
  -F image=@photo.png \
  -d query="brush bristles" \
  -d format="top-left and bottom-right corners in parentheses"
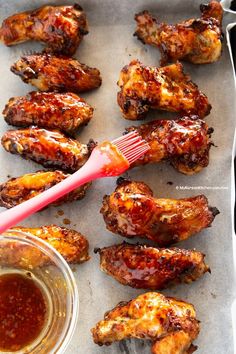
top-left (112, 131), bottom-right (150, 165)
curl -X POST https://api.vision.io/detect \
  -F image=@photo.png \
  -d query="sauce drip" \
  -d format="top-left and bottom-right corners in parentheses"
top-left (0, 273), bottom-right (47, 352)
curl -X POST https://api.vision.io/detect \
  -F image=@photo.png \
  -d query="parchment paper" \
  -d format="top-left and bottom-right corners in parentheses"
top-left (0, 1), bottom-right (235, 353)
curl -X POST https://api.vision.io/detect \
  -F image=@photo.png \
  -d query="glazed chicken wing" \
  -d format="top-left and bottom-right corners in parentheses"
top-left (1, 127), bottom-right (95, 173)
top-left (125, 116), bottom-right (212, 175)
top-left (3, 92), bottom-right (93, 136)
top-left (101, 179), bottom-right (219, 246)
top-left (134, 1), bottom-right (223, 65)
top-left (91, 292), bottom-right (200, 354)
top-left (0, 170), bottom-right (90, 209)
top-left (0, 225), bottom-right (89, 268)
top-left (0, 4), bottom-right (88, 56)
top-left (96, 243), bottom-right (209, 290)
top-left (11, 53), bottom-right (102, 93)
top-left (12, 225), bottom-right (89, 264)
top-left (117, 60), bottom-right (211, 120)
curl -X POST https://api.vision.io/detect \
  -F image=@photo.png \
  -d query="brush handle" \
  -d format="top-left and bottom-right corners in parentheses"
top-left (0, 157), bottom-right (102, 234)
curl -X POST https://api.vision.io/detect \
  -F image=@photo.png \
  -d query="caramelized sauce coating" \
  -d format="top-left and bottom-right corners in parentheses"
top-left (134, 1), bottom-right (223, 65)
top-left (3, 92), bottom-right (94, 136)
top-left (0, 273), bottom-right (47, 352)
top-left (1, 127), bottom-right (94, 172)
top-left (91, 292), bottom-right (199, 354)
top-left (0, 170), bottom-right (91, 209)
top-left (12, 225), bottom-right (90, 264)
top-left (97, 243), bottom-right (209, 289)
top-left (117, 60), bottom-right (211, 120)
top-left (0, 4), bottom-right (88, 55)
top-left (125, 115), bottom-right (212, 175)
top-left (11, 53), bottom-right (102, 93)
top-left (101, 179), bottom-right (219, 246)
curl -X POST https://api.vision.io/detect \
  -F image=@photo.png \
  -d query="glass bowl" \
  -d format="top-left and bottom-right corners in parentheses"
top-left (0, 230), bottom-right (79, 354)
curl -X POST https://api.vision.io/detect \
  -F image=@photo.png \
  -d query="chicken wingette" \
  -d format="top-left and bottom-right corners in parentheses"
top-left (117, 60), bottom-right (211, 120)
top-left (134, 1), bottom-right (223, 65)
top-left (96, 243), bottom-right (209, 290)
top-left (1, 127), bottom-right (95, 173)
top-left (11, 53), bottom-right (102, 93)
top-left (12, 225), bottom-right (89, 264)
top-left (125, 116), bottom-right (212, 175)
top-left (91, 292), bottom-right (200, 354)
top-left (101, 179), bottom-right (219, 246)
top-left (0, 4), bottom-right (88, 55)
top-left (0, 170), bottom-right (90, 209)
top-left (3, 92), bottom-right (93, 136)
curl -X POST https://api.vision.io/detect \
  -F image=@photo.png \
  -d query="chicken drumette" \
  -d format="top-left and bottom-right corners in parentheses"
top-left (1, 127), bottom-right (95, 173)
top-left (134, 1), bottom-right (223, 65)
top-left (12, 225), bottom-right (89, 264)
top-left (0, 170), bottom-right (90, 209)
top-left (11, 53), bottom-right (102, 93)
top-left (96, 243), bottom-right (209, 290)
top-left (3, 92), bottom-right (93, 136)
top-left (125, 115), bottom-right (213, 175)
top-left (91, 292), bottom-right (200, 354)
top-left (101, 179), bottom-right (219, 246)
top-left (117, 60), bottom-right (211, 120)
top-left (0, 4), bottom-right (88, 55)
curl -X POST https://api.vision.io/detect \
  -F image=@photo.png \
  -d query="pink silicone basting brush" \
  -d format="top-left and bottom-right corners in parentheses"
top-left (0, 131), bottom-right (150, 234)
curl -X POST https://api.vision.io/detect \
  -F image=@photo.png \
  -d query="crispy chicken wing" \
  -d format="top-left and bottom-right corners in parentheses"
top-left (91, 292), bottom-right (200, 354)
top-left (0, 225), bottom-right (89, 268)
top-left (134, 1), bottom-right (223, 65)
top-left (0, 4), bottom-right (88, 56)
top-left (3, 92), bottom-right (93, 136)
top-left (11, 53), bottom-right (102, 93)
top-left (101, 179), bottom-right (219, 246)
top-left (96, 243), bottom-right (209, 290)
top-left (1, 127), bottom-right (95, 173)
top-left (12, 225), bottom-right (89, 264)
top-left (125, 116), bottom-right (212, 175)
top-left (117, 60), bottom-right (211, 120)
top-left (0, 170), bottom-right (90, 209)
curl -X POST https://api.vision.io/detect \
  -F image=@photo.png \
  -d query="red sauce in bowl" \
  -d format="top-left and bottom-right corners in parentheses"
top-left (0, 273), bottom-right (47, 352)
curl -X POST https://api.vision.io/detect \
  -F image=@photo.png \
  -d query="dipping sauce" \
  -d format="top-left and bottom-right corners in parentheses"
top-left (0, 273), bottom-right (47, 352)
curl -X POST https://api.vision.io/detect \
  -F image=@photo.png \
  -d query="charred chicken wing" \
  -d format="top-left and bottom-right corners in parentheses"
top-left (0, 4), bottom-right (88, 55)
top-left (12, 225), bottom-right (89, 264)
top-left (11, 53), bottom-right (102, 93)
top-left (3, 92), bottom-right (93, 136)
top-left (96, 243), bottom-right (209, 290)
top-left (134, 1), bottom-right (223, 65)
top-left (0, 170), bottom-right (90, 209)
top-left (101, 179), bottom-right (219, 246)
top-left (91, 292), bottom-right (200, 354)
top-left (117, 60), bottom-right (211, 120)
top-left (125, 116), bottom-right (212, 175)
top-left (1, 127), bottom-right (95, 173)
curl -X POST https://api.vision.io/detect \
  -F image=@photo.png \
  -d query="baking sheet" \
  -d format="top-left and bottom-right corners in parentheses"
top-left (0, 1), bottom-right (235, 353)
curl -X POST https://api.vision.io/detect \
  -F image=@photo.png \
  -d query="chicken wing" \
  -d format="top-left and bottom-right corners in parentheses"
top-left (117, 60), bottom-right (211, 120)
top-left (101, 179), bottom-right (219, 246)
top-left (91, 292), bottom-right (200, 354)
top-left (134, 1), bottom-right (223, 65)
top-left (0, 170), bottom-right (90, 209)
top-left (3, 92), bottom-right (93, 136)
top-left (125, 116), bottom-right (212, 175)
top-left (11, 53), bottom-right (102, 93)
top-left (12, 225), bottom-right (89, 264)
top-left (0, 4), bottom-right (88, 56)
top-left (96, 243), bottom-right (209, 290)
top-left (1, 127), bottom-right (95, 173)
